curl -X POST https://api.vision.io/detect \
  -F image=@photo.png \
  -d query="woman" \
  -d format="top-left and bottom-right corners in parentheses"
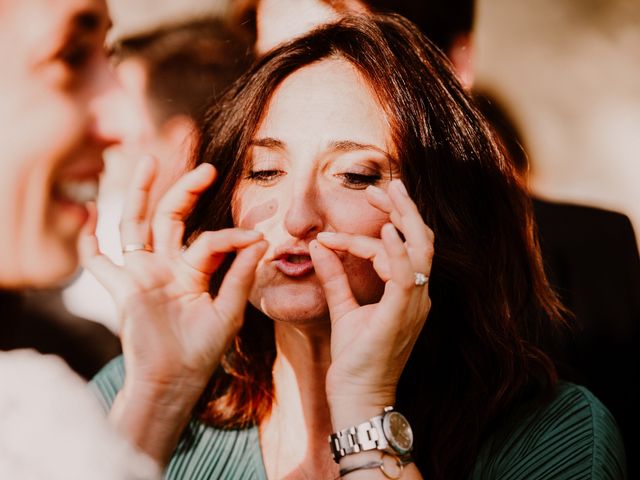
top-left (91, 14), bottom-right (626, 479)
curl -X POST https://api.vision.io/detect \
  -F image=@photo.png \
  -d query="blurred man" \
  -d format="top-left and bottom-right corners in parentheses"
top-left (63, 18), bottom-right (252, 327)
top-left (0, 0), bottom-right (158, 477)
top-left (109, 19), bottom-right (252, 209)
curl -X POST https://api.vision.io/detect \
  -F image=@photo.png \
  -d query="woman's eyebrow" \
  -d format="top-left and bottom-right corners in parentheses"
top-left (249, 137), bottom-right (285, 149)
top-left (328, 140), bottom-right (395, 163)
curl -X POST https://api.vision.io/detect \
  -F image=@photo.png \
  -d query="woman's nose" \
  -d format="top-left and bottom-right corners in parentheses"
top-left (283, 181), bottom-right (324, 240)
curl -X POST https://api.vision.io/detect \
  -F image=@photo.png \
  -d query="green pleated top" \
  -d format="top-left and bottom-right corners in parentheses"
top-left (91, 356), bottom-right (627, 479)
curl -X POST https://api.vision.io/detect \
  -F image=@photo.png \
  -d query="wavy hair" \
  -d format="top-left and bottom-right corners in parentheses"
top-left (184, 14), bottom-right (566, 480)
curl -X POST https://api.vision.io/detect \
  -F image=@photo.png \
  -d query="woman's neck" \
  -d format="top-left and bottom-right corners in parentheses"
top-left (260, 320), bottom-right (339, 479)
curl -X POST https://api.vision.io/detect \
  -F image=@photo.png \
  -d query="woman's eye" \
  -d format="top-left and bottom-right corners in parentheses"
top-left (246, 169), bottom-right (285, 185)
top-left (337, 172), bottom-right (382, 189)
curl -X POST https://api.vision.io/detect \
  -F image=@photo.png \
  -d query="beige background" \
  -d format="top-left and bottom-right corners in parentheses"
top-left (475, 0), bottom-right (640, 246)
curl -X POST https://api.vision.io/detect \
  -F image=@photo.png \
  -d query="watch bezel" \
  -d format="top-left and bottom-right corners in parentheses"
top-left (382, 410), bottom-right (414, 455)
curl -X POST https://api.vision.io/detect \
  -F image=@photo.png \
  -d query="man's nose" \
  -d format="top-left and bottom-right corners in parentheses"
top-left (86, 54), bottom-right (140, 146)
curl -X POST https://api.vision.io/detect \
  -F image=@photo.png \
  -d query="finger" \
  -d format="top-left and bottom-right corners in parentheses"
top-left (78, 201), bottom-right (130, 300)
top-left (316, 231), bottom-right (390, 281)
top-left (366, 185), bottom-right (404, 230)
top-left (381, 220), bottom-right (432, 326)
top-left (387, 180), bottom-right (434, 274)
top-left (365, 185), bottom-right (393, 214)
top-left (78, 201), bottom-right (99, 260)
top-left (181, 229), bottom-right (264, 275)
top-left (212, 239), bottom-right (269, 325)
top-left (120, 156), bottom-right (156, 249)
top-left (152, 163), bottom-right (216, 254)
top-left (380, 222), bottom-right (414, 303)
top-left (309, 240), bottom-right (359, 322)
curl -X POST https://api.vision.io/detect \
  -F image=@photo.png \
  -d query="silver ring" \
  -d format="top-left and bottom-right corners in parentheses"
top-left (122, 243), bottom-right (153, 253)
top-left (414, 272), bottom-right (429, 286)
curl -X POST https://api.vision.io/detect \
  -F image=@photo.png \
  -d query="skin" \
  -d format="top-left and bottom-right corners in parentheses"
top-left (233, 58), bottom-right (395, 325)
top-left (0, 0), bottom-right (128, 288)
top-left (81, 159), bottom-right (268, 464)
top-left (106, 58), bottom-right (195, 213)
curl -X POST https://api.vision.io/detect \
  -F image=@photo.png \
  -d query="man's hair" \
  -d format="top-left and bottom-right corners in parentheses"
top-left (112, 19), bottom-right (253, 126)
top-left (186, 14), bottom-right (564, 480)
top-left (331, 0), bottom-right (475, 52)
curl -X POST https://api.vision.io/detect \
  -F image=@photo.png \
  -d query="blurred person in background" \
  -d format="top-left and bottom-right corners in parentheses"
top-left (0, 287), bottom-right (121, 380)
top-left (0, 0), bottom-right (160, 477)
top-left (474, 89), bottom-right (640, 477)
top-left (108, 18), bottom-right (253, 211)
top-left (63, 17), bottom-right (253, 329)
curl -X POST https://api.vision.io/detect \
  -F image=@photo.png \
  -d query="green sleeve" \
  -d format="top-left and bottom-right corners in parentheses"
top-left (89, 355), bottom-right (268, 480)
top-left (471, 383), bottom-right (627, 479)
top-left (89, 354), bottom-right (125, 412)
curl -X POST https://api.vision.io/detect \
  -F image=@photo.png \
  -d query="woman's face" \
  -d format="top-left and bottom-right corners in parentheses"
top-left (233, 58), bottom-right (400, 325)
top-left (0, 0), bottom-right (124, 288)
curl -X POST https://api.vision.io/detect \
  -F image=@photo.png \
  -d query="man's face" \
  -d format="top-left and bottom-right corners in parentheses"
top-left (0, 0), bottom-right (122, 288)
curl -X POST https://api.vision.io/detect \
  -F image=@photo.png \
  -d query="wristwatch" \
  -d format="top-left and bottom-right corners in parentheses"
top-left (328, 406), bottom-right (414, 463)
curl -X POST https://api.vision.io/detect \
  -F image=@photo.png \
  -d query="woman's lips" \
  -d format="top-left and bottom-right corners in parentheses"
top-left (274, 254), bottom-right (314, 277)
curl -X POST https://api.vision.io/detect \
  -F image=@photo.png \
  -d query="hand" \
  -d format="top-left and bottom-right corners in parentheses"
top-left (311, 180), bottom-right (434, 426)
top-left (79, 157), bottom-right (267, 462)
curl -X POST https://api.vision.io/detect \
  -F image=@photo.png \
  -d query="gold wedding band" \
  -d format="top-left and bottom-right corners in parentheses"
top-left (122, 243), bottom-right (153, 253)
top-left (414, 272), bottom-right (429, 286)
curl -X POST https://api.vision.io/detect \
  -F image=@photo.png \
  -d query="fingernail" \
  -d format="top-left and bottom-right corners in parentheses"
top-left (366, 185), bottom-right (385, 196)
top-left (393, 180), bottom-right (408, 196)
top-left (316, 232), bottom-right (335, 241)
top-left (245, 230), bottom-right (263, 239)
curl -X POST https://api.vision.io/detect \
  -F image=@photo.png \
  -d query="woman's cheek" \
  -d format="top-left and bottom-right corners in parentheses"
top-left (232, 183), bottom-right (280, 230)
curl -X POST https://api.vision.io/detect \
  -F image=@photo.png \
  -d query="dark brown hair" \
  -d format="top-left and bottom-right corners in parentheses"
top-left (185, 14), bottom-right (565, 480)
top-left (112, 19), bottom-right (253, 126)
top-left (347, 0), bottom-right (475, 52)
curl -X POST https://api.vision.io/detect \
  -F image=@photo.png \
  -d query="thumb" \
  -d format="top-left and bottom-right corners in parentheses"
top-left (309, 240), bottom-right (359, 324)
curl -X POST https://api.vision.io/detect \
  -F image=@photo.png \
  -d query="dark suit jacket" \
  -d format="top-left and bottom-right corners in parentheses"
top-left (0, 289), bottom-right (121, 380)
top-left (533, 198), bottom-right (640, 475)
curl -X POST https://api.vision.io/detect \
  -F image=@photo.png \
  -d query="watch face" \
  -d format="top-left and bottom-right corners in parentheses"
top-left (383, 411), bottom-right (413, 454)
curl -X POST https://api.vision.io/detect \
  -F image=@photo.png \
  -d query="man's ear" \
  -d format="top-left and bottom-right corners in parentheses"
top-left (448, 33), bottom-right (475, 90)
top-left (160, 114), bottom-right (199, 156)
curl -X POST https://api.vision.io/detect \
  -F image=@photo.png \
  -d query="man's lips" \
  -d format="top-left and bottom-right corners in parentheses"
top-left (52, 160), bottom-right (104, 205)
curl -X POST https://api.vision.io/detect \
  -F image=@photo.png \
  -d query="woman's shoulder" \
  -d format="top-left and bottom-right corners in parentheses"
top-left (90, 355), bottom-right (267, 480)
top-left (472, 382), bottom-right (627, 480)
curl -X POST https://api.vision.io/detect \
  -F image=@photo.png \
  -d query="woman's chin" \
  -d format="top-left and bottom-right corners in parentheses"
top-left (251, 285), bottom-right (330, 326)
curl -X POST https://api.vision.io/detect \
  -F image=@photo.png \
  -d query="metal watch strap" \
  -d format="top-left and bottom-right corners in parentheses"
top-left (329, 407), bottom-right (392, 463)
